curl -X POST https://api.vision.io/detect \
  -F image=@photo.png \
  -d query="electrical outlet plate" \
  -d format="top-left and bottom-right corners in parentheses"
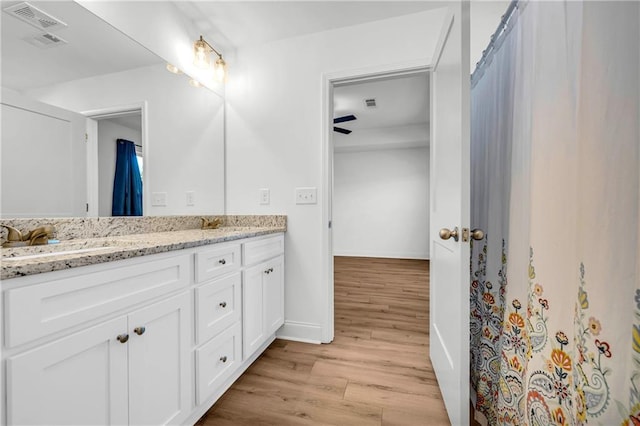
top-left (151, 192), bottom-right (167, 206)
top-left (259, 188), bottom-right (270, 205)
top-left (186, 191), bottom-right (195, 206)
top-left (295, 187), bottom-right (317, 204)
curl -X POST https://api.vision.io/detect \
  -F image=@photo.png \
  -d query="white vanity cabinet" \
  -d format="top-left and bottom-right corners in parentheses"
top-left (5, 271), bottom-right (192, 426)
top-left (1, 232), bottom-right (285, 426)
top-left (242, 236), bottom-right (285, 360)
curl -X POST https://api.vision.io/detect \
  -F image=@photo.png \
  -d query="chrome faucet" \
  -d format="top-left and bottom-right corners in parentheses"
top-left (2, 225), bottom-right (56, 248)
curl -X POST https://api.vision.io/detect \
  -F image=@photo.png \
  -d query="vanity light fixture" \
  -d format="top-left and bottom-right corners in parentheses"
top-left (166, 63), bottom-right (181, 74)
top-left (193, 35), bottom-right (227, 82)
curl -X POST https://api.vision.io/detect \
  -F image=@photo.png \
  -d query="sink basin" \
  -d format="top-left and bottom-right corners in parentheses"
top-left (2, 246), bottom-right (117, 261)
top-left (1, 239), bottom-right (127, 262)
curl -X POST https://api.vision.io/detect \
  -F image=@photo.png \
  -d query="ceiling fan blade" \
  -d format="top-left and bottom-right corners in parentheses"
top-left (333, 126), bottom-right (352, 134)
top-left (333, 114), bottom-right (357, 124)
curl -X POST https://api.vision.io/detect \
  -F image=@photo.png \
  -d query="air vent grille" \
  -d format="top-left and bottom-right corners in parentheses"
top-left (364, 98), bottom-right (377, 108)
top-left (4, 2), bottom-right (67, 31)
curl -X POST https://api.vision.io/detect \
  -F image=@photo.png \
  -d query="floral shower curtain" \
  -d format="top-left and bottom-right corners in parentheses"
top-left (470, 2), bottom-right (639, 425)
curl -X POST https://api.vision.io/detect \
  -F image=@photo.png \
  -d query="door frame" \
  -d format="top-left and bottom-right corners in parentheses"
top-left (320, 60), bottom-right (432, 344)
top-left (82, 102), bottom-right (149, 216)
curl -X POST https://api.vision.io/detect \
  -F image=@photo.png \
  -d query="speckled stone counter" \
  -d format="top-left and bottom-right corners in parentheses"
top-left (1, 216), bottom-right (286, 280)
top-left (0, 215), bottom-right (286, 241)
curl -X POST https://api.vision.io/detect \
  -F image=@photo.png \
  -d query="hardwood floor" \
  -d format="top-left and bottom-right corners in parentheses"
top-left (197, 256), bottom-right (449, 425)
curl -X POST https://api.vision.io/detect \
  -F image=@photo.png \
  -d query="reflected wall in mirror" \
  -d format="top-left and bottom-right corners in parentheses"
top-left (1, 1), bottom-right (225, 218)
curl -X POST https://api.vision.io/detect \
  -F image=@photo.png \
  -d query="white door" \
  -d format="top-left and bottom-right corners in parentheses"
top-left (429, 3), bottom-right (471, 425)
top-left (128, 292), bottom-right (191, 425)
top-left (243, 263), bottom-right (266, 360)
top-left (6, 317), bottom-right (128, 425)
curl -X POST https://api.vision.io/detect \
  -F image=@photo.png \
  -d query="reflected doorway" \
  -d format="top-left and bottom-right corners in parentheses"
top-left (85, 104), bottom-right (147, 217)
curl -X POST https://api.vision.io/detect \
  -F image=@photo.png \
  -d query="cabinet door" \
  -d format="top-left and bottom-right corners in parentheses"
top-left (128, 292), bottom-right (191, 426)
top-left (242, 263), bottom-right (265, 360)
top-left (6, 317), bottom-right (128, 425)
top-left (264, 255), bottom-right (284, 336)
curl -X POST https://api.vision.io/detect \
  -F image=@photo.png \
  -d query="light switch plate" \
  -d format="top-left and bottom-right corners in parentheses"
top-left (259, 188), bottom-right (270, 205)
top-left (151, 192), bottom-right (167, 206)
top-left (295, 187), bottom-right (317, 204)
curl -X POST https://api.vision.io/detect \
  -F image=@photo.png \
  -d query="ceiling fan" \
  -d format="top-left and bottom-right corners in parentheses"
top-left (333, 114), bottom-right (356, 134)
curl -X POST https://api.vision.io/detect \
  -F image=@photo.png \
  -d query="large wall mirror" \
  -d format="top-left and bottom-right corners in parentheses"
top-left (1, 1), bottom-right (225, 218)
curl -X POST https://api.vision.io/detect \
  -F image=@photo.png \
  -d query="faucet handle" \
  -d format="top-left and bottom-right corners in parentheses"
top-left (2, 225), bottom-right (24, 242)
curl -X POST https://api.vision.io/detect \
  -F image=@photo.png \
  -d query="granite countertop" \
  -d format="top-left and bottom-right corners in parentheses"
top-left (1, 226), bottom-right (285, 280)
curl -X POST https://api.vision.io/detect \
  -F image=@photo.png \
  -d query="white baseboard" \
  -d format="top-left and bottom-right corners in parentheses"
top-left (276, 321), bottom-right (323, 344)
top-left (333, 249), bottom-right (429, 260)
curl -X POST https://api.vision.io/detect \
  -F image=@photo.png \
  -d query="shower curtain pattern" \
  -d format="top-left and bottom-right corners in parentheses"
top-left (470, 1), bottom-right (639, 425)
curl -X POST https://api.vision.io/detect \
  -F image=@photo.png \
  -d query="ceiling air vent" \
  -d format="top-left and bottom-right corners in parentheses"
top-left (25, 32), bottom-right (68, 49)
top-left (3, 2), bottom-right (67, 31)
top-left (364, 98), bottom-right (377, 108)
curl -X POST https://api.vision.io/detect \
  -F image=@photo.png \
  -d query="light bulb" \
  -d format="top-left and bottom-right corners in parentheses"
top-left (193, 39), bottom-right (210, 69)
top-left (166, 63), bottom-right (181, 74)
top-left (213, 57), bottom-right (226, 82)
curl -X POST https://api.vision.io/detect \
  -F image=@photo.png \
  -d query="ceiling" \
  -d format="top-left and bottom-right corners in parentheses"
top-left (333, 73), bottom-right (429, 152)
top-left (1, 1), bottom-right (162, 92)
top-left (174, 1), bottom-right (448, 52)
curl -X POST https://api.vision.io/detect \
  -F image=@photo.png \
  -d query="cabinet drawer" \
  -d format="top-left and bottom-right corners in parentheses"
top-left (195, 322), bottom-right (242, 405)
top-left (4, 253), bottom-right (191, 348)
top-left (195, 273), bottom-right (241, 345)
top-left (243, 234), bottom-right (284, 266)
top-left (195, 243), bottom-right (241, 283)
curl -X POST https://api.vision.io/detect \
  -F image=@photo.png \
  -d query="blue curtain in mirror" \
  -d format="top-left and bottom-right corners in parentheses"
top-left (112, 139), bottom-right (142, 216)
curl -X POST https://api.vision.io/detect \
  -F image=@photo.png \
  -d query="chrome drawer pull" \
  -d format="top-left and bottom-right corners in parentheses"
top-left (218, 259), bottom-right (226, 265)
top-left (220, 355), bottom-right (228, 363)
top-left (219, 301), bottom-right (227, 308)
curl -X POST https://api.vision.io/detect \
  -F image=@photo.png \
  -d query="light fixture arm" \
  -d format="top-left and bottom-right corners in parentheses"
top-left (198, 35), bottom-right (223, 60)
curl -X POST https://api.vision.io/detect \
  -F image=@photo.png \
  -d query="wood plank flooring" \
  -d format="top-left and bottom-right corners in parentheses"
top-left (197, 256), bottom-right (449, 425)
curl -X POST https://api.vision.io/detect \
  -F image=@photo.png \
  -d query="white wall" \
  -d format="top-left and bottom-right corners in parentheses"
top-left (97, 119), bottom-right (142, 216)
top-left (225, 9), bottom-right (448, 342)
top-left (28, 64), bottom-right (225, 216)
top-left (333, 147), bottom-right (429, 259)
top-left (1, 89), bottom-right (86, 217)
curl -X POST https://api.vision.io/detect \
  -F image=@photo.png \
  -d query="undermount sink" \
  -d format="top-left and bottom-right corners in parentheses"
top-left (2, 246), bottom-right (117, 261)
top-left (1, 240), bottom-right (125, 262)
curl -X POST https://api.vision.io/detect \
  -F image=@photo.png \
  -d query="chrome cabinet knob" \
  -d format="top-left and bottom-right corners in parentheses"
top-left (220, 356), bottom-right (228, 363)
top-left (134, 326), bottom-right (146, 336)
top-left (116, 334), bottom-right (129, 343)
top-left (219, 301), bottom-right (227, 308)
top-left (471, 229), bottom-right (485, 241)
top-left (219, 259), bottom-right (226, 265)
top-left (439, 227), bottom-right (459, 242)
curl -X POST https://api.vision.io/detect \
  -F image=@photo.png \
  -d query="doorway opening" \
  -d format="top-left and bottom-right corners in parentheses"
top-left (84, 103), bottom-right (148, 217)
top-left (323, 67), bottom-right (431, 343)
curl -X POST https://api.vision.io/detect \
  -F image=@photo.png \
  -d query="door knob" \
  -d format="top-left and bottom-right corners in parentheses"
top-left (134, 326), bottom-right (146, 336)
top-left (220, 356), bottom-right (228, 363)
top-left (116, 334), bottom-right (129, 343)
top-left (439, 227), bottom-right (459, 242)
top-left (471, 229), bottom-right (485, 241)
top-left (219, 301), bottom-right (227, 308)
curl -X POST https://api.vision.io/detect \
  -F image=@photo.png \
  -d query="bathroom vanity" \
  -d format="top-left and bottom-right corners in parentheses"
top-left (0, 217), bottom-right (286, 425)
